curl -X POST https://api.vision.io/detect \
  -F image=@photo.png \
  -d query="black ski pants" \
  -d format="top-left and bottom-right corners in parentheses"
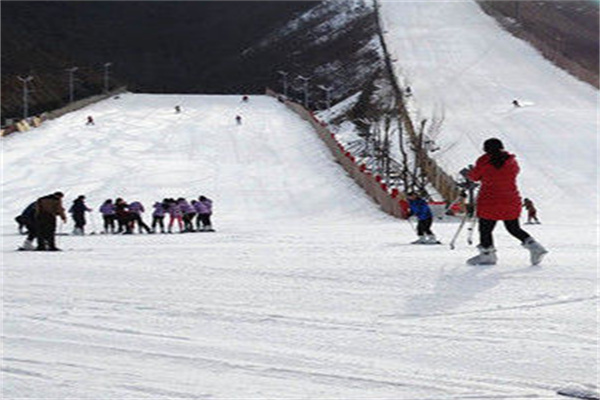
top-left (196, 213), bottom-right (211, 230)
top-left (479, 218), bottom-right (530, 248)
top-left (35, 213), bottom-right (57, 250)
top-left (183, 213), bottom-right (196, 231)
top-left (73, 213), bottom-right (86, 230)
top-left (152, 216), bottom-right (165, 232)
top-left (131, 214), bottom-right (151, 233)
top-left (417, 218), bottom-right (433, 236)
top-left (103, 215), bottom-right (116, 233)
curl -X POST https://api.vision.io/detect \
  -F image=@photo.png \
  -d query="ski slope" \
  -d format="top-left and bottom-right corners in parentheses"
top-left (2, 2), bottom-right (598, 398)
top-left (380, 0), bottom-right (598, 220)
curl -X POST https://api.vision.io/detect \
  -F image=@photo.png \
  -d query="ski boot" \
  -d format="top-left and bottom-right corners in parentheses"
top-left (425, 234), bottom-right (440, 244)
top-left (411, 236), bottom-right (427, 244)
top-left (467, 245), bottom-right (497, 266)
top-left (522, 237), bottom-right (548, 265)
top-left (19, 239), bottom-right (35, 251)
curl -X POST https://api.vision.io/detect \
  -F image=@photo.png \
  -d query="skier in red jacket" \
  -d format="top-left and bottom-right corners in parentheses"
top-left (465, 138), bottom-right (547, 266)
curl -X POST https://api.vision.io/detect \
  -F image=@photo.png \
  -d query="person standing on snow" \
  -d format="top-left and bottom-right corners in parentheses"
top-left (151, 200), bottom-right (167, 233)
top-left (523, 198), bottom-right (540, 224)
top-left (406, 192), bottom-right (438, 244)
top-left (465, 138), bottom-right (548, 266)
top-left (128, 200), bottom-right (152, 233)
top-left (35, 191), bottom-right (67, 251)
top-left (115, 198), bottom-right (133, 234)
top-left (195, 195), bottom-right (214, 232)
top-left (17, 201), bottom-right (37, 250)
top-left (167, 198), bottom-right (183, 233)
top-left (69, 195), bottom-right (92, 235)
top-left (99, 199), bottom-right (116, 234)
top-left (178, 198), bottom-right (196, 232)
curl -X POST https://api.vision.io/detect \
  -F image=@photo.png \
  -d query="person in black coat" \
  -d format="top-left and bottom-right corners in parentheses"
top-left (16, 202), bottom-right (37, 249)
top-left (69, 195), bottom-right (91, 235)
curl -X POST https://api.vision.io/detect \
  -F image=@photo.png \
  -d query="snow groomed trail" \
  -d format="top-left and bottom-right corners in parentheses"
top-left (2, 94), bottom-right (597, 399)
top-left (380, 0), bottom-right (598, 221)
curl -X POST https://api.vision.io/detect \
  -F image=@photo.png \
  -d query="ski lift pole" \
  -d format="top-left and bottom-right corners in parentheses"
top-left (89, 211), bottom-right (98, 235)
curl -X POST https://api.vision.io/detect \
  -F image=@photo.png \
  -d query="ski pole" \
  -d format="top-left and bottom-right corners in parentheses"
top-left (449, 212), bottom-right (469, 250)
top-left (89, 212), bottom-right (97, 235)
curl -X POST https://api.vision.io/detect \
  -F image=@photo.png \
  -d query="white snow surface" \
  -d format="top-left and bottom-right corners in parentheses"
top-left (2, 2), bottom-right (599, 398)
top-left (380, 0), bottom-right (598, 219)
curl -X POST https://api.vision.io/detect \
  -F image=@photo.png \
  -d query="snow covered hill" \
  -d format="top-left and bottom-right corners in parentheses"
top-left (2, 93), bottom-right (597, 399)
top-left (2, 1), bottom-right (598, 397)
top-left (380, 0), bottom-right (598, 220)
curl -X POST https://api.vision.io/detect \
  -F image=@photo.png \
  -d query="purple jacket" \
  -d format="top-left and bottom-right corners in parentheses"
top-left (196, 199), bottom-right (213, 215)
top-left (152, 202), bottom-right (165, 217)
top-left (179, 200), bottom-right (195, 215)
top-left (99, 203), bottom-right (115, 216)
top-left (168, 203), bottom-right (182, 217)
top-left (128, 201), bottom-right (145, 215)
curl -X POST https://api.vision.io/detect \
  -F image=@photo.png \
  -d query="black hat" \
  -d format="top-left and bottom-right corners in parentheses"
top-left (483, 138), bottom-right (504, 154)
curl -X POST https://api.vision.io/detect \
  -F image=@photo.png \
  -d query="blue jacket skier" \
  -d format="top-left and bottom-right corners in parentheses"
top-left (407, 192), bottom-right (438, 244)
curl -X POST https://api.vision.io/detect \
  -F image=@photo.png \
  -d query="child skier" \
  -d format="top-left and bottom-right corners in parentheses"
top-left (99, 199), bottom-right (116, 234)
top-left (178, 198), bottom-right (196, 232)
top-left (523, 198), bottom-right (540, 224)
top-left (128, 200), bottom-right (152, 233)
top-left (17, 201), bottom-right (37, 250)
top-left (196, 195), bottom-right (214, 232)
top-left (115, 198), bottom-right (133, 234)
top-left (166, 198), bottom-right (183, 233)
top-left (69, 195), bottom-right (92, 235)
top-left (406, 192), bottom-right (438, 244)
top-left (152, 200), bottom-right (167, 233)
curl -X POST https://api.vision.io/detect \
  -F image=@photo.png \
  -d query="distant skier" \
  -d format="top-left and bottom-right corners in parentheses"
top-left (99, 199), bottom-right (116, 234)
top-left (69, 195), bottom-right (92, 235)
top-left (34, 191), bottom-right (67, 251)
top-left (15, 202), bottom-right (35, 235)
top-left (405, 86), bottom-right (412, 97)
top-left (128, 200), bottom-right (152, 233)
top-left (523, 198), bottom-right (540, 224)
top-left (406, 192), bottom-right (438, 244)
top-left (195, 195), bottom-right (214, 232)
top-left (235, 115), bottom-right (242, 125)
top-left (115, 198), bottom-right (133, 234)
top-left (512, 99), bottom-right (521, 108)
top-left (177, 198), bottom-right (195, 232)
top-left (242, 95), bottom-right (249, 103)
top-left (166, 198), bottom-right (183, 233)
top-left (86, 116), bottom-right (95, 125)
top-left (175, 105), bottom-right (181, 114)
top-left (465, 138), bottom-right (547, 266)
top-left (16, 201), bottom-right (37, 250)
top-left (151, 200), bottom-right (167, 233)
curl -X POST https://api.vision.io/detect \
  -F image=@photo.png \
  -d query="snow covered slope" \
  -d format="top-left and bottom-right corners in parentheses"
top-left (380, 0), bottom-right (598, 220)
top-left (2, 93), bottom-right (597, 399)
top-left (2, 95), bottom-right (381, 226)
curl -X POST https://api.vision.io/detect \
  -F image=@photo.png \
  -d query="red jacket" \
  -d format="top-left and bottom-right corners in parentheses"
top-left (468, 152), bottom-right (522, 221)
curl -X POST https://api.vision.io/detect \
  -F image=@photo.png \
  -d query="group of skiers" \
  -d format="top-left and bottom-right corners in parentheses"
top-left (98, 196), bottom-right (214, 235)
top-left (15, 138), bottom-right (548, 266)
top-left (15, 194), bottom-right (214, 251)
